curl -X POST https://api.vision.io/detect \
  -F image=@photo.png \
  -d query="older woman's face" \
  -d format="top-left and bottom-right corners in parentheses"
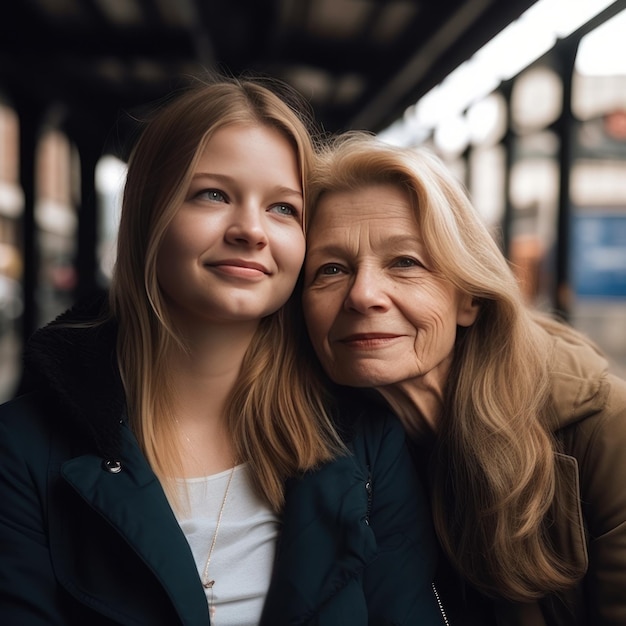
top-left (303, 184), bottom-right (478, 389)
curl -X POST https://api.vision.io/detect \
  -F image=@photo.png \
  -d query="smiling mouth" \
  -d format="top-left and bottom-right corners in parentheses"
top-left (339, 333), bottom-right (401, 348)
top-left (206, 260), bottom-right (270, 278)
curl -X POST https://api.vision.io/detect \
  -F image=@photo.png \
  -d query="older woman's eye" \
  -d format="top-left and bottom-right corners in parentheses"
top-left (394, 257), bottom-right (422, 268)
top-left (320, 264), bottom-right (343, 276)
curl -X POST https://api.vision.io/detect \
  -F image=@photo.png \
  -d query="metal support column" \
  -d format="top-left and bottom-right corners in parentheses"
top-left (75, 137), bottom-right (100, 301)
top-left (553, 38), bottom-right (578, 320)
top-left (17, 103), bottom-right (42, 345)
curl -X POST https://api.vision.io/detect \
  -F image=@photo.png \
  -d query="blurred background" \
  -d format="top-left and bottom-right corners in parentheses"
top-left (1, 0), bottom-right (625, 400)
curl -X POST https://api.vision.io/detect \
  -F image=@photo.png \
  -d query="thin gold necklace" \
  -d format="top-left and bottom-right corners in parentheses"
top-left (202, 464), bottom-right (237, 621)
top-left (174, 417), bottom-right (237, 620)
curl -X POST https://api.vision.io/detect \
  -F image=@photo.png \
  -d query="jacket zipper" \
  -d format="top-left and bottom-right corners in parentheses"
top-left (432, 582), bottom-right (450, 625)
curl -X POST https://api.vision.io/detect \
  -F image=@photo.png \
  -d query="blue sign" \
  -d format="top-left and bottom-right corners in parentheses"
top-left (571, 212), bottom-right (626, 298)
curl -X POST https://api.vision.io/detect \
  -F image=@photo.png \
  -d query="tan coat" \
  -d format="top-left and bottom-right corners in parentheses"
top-left (495, 328), bottom-right (626, 625)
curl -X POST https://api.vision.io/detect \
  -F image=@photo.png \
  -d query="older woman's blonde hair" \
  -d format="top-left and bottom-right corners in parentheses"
top-left (308, 131), bottom-right (586, 601)
top-left (111, 76), bottom-right (341, 512)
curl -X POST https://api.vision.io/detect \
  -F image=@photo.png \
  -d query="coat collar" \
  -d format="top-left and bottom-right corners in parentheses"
top-left (22, 291), bottom-right (126, 459)
top-left (55, 421), bottom-right (211, 625)
top-left (547, 327), bottom-right (610, 432)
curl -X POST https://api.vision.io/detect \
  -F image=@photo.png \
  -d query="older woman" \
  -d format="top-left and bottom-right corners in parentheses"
top-left (302, 131), bottom-right (626, 626)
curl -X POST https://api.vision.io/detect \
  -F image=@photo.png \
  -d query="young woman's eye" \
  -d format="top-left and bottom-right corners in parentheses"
top-left (270, 203), bottom-right (299, 218)
top-left (196, 189), bottom-right (227, 203)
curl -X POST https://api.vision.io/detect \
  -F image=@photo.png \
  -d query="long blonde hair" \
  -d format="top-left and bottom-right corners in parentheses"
top-left (308, 131), bottom-right (585, 600)
top-left (110, 76), bottom-right (341, 511)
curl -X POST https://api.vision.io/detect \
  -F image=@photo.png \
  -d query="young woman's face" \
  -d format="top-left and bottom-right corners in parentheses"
top-left (302, 184), bottom-right (478, 389)
top-left (157, 123), bottom-right (305, 327)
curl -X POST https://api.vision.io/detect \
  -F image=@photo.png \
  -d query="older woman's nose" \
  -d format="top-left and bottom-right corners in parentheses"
top-left (343, 268), bottom-right (390, 313)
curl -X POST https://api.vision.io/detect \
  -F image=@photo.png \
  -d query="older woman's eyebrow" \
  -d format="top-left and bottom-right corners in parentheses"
top-left (306, 244), bottom-right (343, 257)
top-left (380, 234), bottom-right (425, 249)
top-left (308, 234), bottom-right (424, 252)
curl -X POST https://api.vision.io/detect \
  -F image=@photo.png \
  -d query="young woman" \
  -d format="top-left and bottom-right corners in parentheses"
top-left (0, 79), bottom-right (444, 625)
top-left (302, 131), bottom-right (626, 626)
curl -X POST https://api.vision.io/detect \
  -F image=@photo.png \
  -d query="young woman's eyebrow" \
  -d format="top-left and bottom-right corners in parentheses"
top-left (190, 172), bottom-right (302, 199)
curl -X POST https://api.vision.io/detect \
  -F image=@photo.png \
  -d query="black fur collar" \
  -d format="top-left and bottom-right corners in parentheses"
top-left (21, 292), bottom-right (125, 460)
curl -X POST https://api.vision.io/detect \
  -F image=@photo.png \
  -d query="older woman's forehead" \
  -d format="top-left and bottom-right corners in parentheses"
top-left (314, 183), bottom-right (414, 216)
top-left (307, 185), bottom-right (424, 250)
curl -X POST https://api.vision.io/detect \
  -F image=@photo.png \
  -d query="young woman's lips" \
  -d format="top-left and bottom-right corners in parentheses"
top-left (207, 259), bottom-right (270, 279)
top-left (338, 333), bottom-right (402, 349)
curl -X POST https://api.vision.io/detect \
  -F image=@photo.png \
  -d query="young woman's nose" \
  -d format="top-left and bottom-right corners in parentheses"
top-left (343, 268), bottom-right (390, 313)
top-left (225, 205), bottom-right (268, 248)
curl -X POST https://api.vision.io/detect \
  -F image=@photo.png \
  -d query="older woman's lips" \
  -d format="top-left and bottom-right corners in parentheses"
top-left (339, 333), bottom-right (402, 348)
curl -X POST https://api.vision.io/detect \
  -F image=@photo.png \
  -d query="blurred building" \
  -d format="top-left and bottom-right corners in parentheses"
top-left (0, 104), bottom-right (123, 399)
top-left (380, 0), bottom-right (626, 377)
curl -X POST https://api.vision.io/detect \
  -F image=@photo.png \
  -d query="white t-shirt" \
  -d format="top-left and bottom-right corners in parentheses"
top-left (175, 464), bottom-right (280, 626)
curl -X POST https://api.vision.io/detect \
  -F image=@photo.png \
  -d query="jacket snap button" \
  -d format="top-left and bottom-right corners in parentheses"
top-left (102, 459), bottom-right (122, 473)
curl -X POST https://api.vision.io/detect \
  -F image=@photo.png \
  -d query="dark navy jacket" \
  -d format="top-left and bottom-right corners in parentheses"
top-left (0, 300), bottom-right (443, 625)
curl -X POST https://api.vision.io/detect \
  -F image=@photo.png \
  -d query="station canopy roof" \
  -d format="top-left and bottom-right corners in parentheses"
top-left (1, 0), bottom-right (538, 155)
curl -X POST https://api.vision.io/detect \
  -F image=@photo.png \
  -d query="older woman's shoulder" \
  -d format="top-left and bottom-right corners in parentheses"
top-left (546, 318), bottom-right (619, 431)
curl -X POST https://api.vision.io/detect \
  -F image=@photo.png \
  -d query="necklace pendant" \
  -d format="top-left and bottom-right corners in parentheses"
top-left (203, 580), bottom-right (215, 589)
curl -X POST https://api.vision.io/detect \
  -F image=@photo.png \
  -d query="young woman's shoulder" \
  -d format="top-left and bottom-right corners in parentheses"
top-left (0, 391), bottom-right (66, 507)
top-left (0, 390), bottom-right (55, 435)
